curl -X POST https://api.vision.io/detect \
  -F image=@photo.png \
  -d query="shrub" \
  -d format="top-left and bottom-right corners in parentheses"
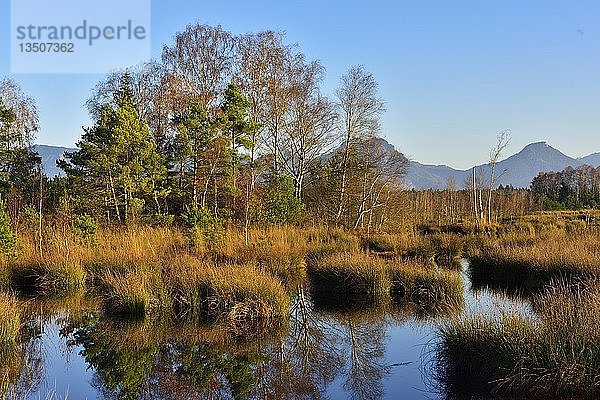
top-left (181, 204), bottom-right (223, 249)
top-left (0, 202), bottom-right (16, 257)
top-left (73, 214), bottom-right (98, 244)
top-left (261, 173), bottom-right (304, 224)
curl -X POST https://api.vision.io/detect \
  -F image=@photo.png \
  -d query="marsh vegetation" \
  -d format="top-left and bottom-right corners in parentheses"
top-left (2, 17), bottom-right (600, 400)
top-left (0, 212), bottom-right (597, 399)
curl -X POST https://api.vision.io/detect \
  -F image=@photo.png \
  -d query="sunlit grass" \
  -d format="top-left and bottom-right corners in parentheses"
top-left (389, 262), bottom-right (464, 313)
top-left (470, 231), bottom-right (600, 291)
top-left (309, 252), bottom-right (391, 306)
top-left (100, 270), bottom-right (162, 319)
top-left (309, 250), bottom-right (464, 313)
top-left (168, 258), bottom-right (290, 335)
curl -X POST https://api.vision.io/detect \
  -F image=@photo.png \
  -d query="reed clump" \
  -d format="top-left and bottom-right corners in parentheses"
top-left (210, 226), bottom-right (309, 287)
top-left (309, 249), bottom-right (465, 312)
top-left (305, 227), bottom-right (360, 264)
top-left (430, 234), bottom-right (464, 268)
top-left (361, 233), bottom-right (406, 253)
top-left (217, 225), bottom-right (309, 259)
top-left (204, 266), bottom-right (290, 335)
top-left (254, 254), bottom-right (307, 288)
top-left (309, 252), bottom-right (391, 307)
top-left (436, 281), bottom-right (600, 399)
top-left (100, 270), bottom-right (162, 319)
top-left (470, 231), bottom-right (600, 291)
top-left (389, 262), bottom-right (464, 312)
top-left (9, 259), bottom-right (86, 296)
top-left (363, 232), bottom-right (465, 268)
top-left (169, 260), bottom-right (290, 335)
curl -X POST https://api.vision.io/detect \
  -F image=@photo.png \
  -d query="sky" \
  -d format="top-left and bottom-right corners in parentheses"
top-left (1, 0), bottom-right (600, 169)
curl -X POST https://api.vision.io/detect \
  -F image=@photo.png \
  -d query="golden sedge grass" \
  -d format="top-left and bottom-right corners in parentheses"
top-left (389, 261), bottom-right (464, 313)
top-left (309, 251), bottom-right (464, 312)
top-left (168, 259), bottom-right (290, 335)
top-left (470, 231), bottom-right (600, 292)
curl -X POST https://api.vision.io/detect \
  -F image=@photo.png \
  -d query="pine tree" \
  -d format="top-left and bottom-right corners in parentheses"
top-left (61, 73), bottom-right (167, 223)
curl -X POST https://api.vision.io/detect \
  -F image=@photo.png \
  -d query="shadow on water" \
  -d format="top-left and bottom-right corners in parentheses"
top-left (1, 262), bottom-right (535, 400)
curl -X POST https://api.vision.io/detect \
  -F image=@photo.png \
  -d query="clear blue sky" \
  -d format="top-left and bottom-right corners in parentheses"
top-left (1, 0), bottom-right (600, 169)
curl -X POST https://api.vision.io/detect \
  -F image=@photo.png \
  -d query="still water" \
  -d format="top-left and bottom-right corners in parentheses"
top-left (4, 262), bottom-right (528, 400)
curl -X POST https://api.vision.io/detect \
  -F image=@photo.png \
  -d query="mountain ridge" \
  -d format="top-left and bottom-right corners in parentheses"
top-left (405, 141), bottom-right (599, 189)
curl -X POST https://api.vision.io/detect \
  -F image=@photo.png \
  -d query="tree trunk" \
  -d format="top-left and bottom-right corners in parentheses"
top-left (108, 170), bottom-right (121, 224)
top-left (335, 129), bottom-right (351, 225)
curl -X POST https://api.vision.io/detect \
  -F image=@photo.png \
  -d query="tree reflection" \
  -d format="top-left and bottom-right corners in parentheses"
top-left (255, 285), bottom-right (344, 399)
top-left (0, 286), bottom-right (464, 400)
top-left (64, 314), bottom-right (268, 400)
top-left (1, 317), bottom-right (46, 399)
top-left (59, 287), bottom-right (398, 400)
top-left (343, 318), bottom-right (389, 400)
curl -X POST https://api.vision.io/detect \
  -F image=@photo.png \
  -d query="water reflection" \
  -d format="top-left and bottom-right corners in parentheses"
top-left (1, 267), bottom-right (519, 400)
top-left (1, 316), bottom-right (53, 399)
top-left (59, 286), bottom-right (408, 400)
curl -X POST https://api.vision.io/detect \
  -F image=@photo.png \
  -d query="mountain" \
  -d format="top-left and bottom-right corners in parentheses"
top-left (488, 141), bottom-right (585, 188)
top-left (33, 144), bottom-right (73, 178)
top-left (405, 162), bottom-right (465, 190)
top-left (579, 152), bottom-right (600, 167)
top-left (404, 141), bottom-right (599, 190)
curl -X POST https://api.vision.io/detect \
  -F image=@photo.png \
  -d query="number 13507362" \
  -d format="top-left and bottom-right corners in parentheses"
top-left (18, 42), bottom-right (75, 53)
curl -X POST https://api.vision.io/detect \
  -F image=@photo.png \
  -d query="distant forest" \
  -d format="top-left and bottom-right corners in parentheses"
top-left (532, 165), bottom-right (600, 209)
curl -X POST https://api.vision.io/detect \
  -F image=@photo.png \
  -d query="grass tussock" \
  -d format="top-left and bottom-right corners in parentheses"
top-left (436, 281), bottom-right (600, 399)
top-left (309, 251), bottom-right (464, 313)
top-left (362, 232), bottom-right (465, 268)
top-left (204, 266), bottom-right (290, 335)
top-left (309, 252), bottom-right (391, 307)
top-left (389, 262), bottom-right (464, 313)
top-left (169, 260), bottom-right (290, 336)
top-left (6, 224), bottom-right (469, 330)
top-left (254, 254), bottom-right (307, 288)
top-left (100, 270), bottom-right (161, 319)
top-left (9, 259), bottom-right (86, 296)
top-left (305, 227), bottom-right (360, 265)
top-left (470, 231), bottom-right (600, 292)
top-left (429, 234), bottom-right (464, 268)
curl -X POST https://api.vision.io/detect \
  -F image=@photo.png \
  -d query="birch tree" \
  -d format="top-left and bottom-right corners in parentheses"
top-left (161, 24), bottom-right (236, 115)
top-left (278, 59), bottom-right (337, 199)
top-left (334, 66), bottom-right (385, 224)
top-left (0, 78), bottom-right (41, 204)
top-left (487, 129), bottom-right (511, 224)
